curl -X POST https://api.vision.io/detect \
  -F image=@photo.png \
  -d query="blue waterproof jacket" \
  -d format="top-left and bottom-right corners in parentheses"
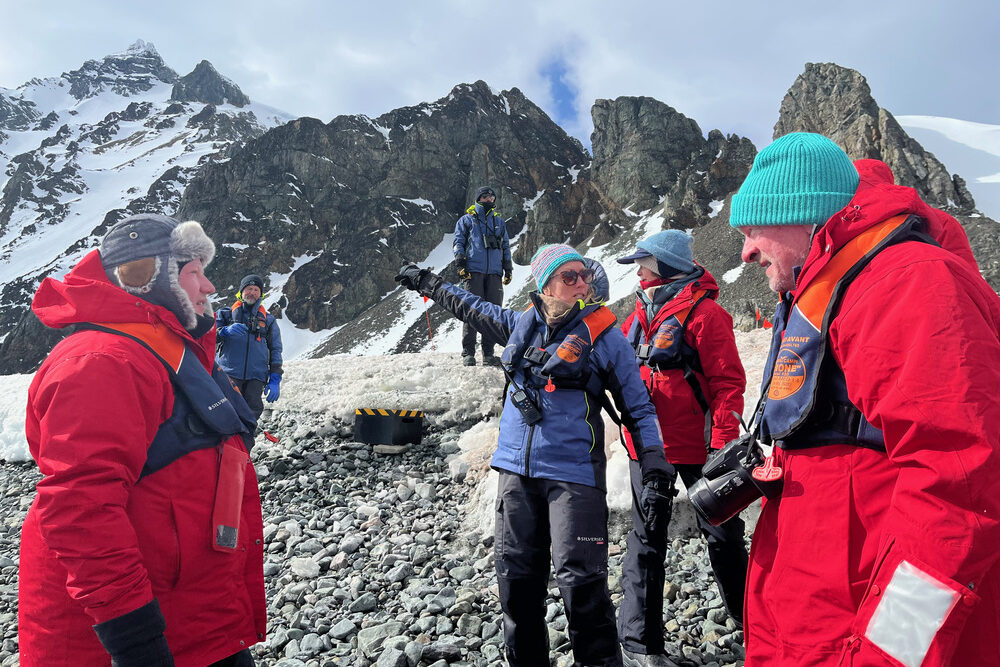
top-left (427, 279), bottom-right (669, 489)
top-left (453, 203), bottom-right (512, 275)
top-left (216, 302), bottom-right (283, 382)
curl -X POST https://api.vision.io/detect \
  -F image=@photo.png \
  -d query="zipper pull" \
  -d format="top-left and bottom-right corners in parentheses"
top-left (544, 376), bottom-right (555, 393)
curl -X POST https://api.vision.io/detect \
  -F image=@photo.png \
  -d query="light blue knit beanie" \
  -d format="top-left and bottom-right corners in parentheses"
top-left (530, 244), bottom-right (585, 290)
top-left (729, 132), bottom-right (859, 228)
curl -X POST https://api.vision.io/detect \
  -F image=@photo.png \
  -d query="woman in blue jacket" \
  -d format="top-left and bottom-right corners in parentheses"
top-left (397, 244), bottom-right (673, 667)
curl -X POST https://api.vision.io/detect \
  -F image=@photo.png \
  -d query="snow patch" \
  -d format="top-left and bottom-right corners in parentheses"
top-left (523, 190), bottom-right (545, 211)
top-left (398, 197), bottom-right (436, 212)
top-left (896, 115), bottom-right (1000, 158)
top-left (722, 264), bottom-right (745, 283)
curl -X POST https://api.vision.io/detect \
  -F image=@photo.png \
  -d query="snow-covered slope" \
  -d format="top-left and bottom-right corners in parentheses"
top-left (0, 40), bottom-right (293, 346)
top-left (896, 115), bottom-right (1000, 220)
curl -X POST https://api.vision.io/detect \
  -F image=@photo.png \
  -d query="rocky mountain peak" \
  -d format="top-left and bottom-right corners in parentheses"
top-left (171, 60), bottom-right (250, 107)
top-left (124, 39), bottom-right (160, 57)
top-left (591, 96), bottom-right (706, 211)
top-left (449, 80), bottom-right (499, 105)
top-left (63, 39), bottom-right (178, 100)
top-left (774, 62), bottom-right (975, 212)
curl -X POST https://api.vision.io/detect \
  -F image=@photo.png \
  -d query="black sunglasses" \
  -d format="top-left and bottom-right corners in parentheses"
top-left (555, 268), bottom-right (595, 286)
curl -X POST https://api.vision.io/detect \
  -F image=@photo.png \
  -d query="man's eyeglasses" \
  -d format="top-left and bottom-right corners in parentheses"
top-left (555, 268), bottom-right (595, 286)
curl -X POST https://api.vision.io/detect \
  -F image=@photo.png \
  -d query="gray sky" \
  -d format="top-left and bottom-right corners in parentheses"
top-left (1, 0), bottom-right (997, 150)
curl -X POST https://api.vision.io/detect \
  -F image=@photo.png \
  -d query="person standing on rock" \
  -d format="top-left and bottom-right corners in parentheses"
top-left (728, 132), bottom-right (1000, 666)
top-left (615, 229), bottom-right (748, 663)
top-left (452, 185), bottom-right (513, 366)
top-left (19, 214), bottom-right (265, 666)
top-left (216, 274), bottom-right (283, 419)
top-left (395, 244), bottom-right (674, 667)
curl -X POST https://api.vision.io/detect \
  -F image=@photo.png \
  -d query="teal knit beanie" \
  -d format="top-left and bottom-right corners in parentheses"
top-left (729, 132), bottom-right (859, 228)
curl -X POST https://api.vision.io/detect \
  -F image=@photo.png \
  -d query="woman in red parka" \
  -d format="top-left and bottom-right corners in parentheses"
top-left (19, 214), bottom-right (266, 667)
top-left (615, 230), bottom-right (748, 663)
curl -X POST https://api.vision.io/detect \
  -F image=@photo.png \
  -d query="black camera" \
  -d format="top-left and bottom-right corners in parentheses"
top-left (509, 387), bottom-right (542, 425)
top-left (687, 434), bottom-right (782, 526)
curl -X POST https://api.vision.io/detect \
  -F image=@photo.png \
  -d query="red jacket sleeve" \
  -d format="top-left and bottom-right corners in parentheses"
top-left (685, 302), bottom-right (746, 449)
top-left (621, 310), bottom-right (637, 337)
top-left (831, 248), bottom-right (1000, 666)
top-left (27, 344), bottom-right (172, 623)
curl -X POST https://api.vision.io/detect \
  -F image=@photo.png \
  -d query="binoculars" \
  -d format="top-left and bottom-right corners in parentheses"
top-left (687, 433), bottom-right (783, 526)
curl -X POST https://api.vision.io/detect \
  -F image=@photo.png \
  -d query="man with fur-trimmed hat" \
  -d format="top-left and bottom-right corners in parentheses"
top-left (19, 214), bottom-right (266, 667)
top-left (615, 229), bottom-right (747, 665)
top-left (452, 185), bottom-right (513, 366)
top-left (727, 132), bottom-right (1000, 666)
top-left (216, 273), bottom-right (283, 419)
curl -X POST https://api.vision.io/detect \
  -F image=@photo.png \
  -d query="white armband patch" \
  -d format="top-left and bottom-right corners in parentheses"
top-left (865, 560), bottom-right (961, 667)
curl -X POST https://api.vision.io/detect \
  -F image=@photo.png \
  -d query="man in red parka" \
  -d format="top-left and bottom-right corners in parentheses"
top-left (19, 214), bottom-right (266, 667)
top-left (616, 230), bottom-right (747, 665)
top-left (730, 132), bottom-right (1000, 666)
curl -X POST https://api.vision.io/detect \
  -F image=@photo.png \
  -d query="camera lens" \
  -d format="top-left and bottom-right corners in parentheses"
top-left (688, 469), bottom-right (762, 526)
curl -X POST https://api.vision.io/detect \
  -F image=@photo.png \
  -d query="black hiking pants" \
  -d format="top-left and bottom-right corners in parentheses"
top-left (462, 271), bottom-right (503, 358)
top-left (233, 378), bottom-right (265, 421)
top-left (495, 471), bottom-right (623, 667)
top-left (619, 461), bottom-right (748, 654)
top-left (209, 648), bottom-right (255, 666)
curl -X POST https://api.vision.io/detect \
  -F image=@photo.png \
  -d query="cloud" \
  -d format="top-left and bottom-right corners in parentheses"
top-left (1, 0), bottom-right (998, 153)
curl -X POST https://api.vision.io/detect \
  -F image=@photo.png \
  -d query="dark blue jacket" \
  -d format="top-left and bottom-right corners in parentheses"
top-left (216, 302), bottom-right (283, 382)
top-left (428, 280), bottom-right (668, 489)
top-left (453, 203), bottom-right (512, 275)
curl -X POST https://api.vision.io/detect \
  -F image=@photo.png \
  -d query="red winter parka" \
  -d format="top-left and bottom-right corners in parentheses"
top-left (18, 251), bottom-right (266, 667)
top-left (745, 161), bottom-right (1000, 666)
top-left (621, 268), bottom-right (746, 463)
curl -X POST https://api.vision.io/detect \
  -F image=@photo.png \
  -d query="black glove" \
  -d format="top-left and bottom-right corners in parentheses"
top-left (640, 469), bottom-right (676, 535)
top-left (394, 264), bottom-right (442, 297)
top-left (502, 260), bottom-right (513, 285)
top-left (93, 599), bottom-right (175, 667)
top-left (455, 255), bottom-right (471, 280)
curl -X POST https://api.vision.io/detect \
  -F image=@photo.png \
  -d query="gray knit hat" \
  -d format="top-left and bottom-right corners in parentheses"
top-left (100, 213), bottom-right (215, 329)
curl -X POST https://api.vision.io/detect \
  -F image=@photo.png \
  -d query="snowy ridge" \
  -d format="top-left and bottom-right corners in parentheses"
top-left (0, 47), bottom-right (294, 331)
top-left (896, 115), bottom-right (1000, 220)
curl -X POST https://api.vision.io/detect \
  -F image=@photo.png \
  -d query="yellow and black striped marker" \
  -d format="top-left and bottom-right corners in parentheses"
top-left (355, 409), bottom-right (424, 418)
